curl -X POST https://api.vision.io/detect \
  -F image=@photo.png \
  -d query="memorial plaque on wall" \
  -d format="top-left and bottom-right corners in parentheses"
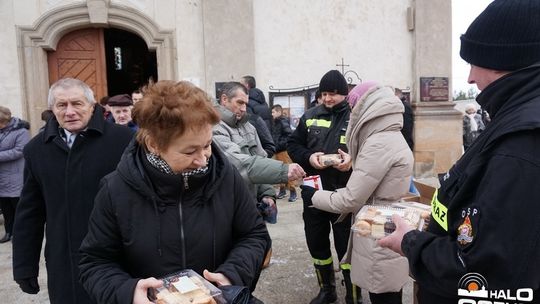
top-left (419, 77), bottom-right (449, 101)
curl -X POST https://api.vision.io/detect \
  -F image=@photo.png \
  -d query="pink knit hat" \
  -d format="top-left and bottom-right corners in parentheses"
top-left (347, 81), bottom-right (379, 108)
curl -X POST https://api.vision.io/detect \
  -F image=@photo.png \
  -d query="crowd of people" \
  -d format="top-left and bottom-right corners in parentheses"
top-left (1, 1), bottom-right (540, 303)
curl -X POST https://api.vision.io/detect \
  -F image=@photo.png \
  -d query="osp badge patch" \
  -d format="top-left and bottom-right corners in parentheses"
top-left (457, 215), bottom-right (474, 245)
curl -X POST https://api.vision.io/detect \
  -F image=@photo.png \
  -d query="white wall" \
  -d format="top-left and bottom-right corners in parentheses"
top-left (1, 0), bottom-right (426, 120)
top-left (252, 0), bottom-right (414, 96)
top-left (0, 0), bottom-right (24, 117)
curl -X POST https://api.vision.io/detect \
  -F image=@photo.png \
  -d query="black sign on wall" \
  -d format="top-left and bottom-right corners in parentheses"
top-left (215, 82), bottom-right (227, 100)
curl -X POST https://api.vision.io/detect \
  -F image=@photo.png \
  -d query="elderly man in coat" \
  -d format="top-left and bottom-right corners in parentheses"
top-left (12, 78), bottom-right (133, 303)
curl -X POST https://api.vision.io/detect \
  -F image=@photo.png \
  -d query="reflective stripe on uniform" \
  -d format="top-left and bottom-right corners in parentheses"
top-left (431, 189), bottom-right (448, 231)
top-left (340, 263), bottom-right (358, 301)
top-left (340, 263), bottom-right (351, 270)
top-left (340, 135), bottom-right (346, 144)
top-left (306, 119), bottom-right (332, 128)
top-left (313, 256), bottom-right (333, 265)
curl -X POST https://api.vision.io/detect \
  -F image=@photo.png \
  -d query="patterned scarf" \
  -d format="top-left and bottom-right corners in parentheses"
top-left (146, 152), bottom-right (209, 178)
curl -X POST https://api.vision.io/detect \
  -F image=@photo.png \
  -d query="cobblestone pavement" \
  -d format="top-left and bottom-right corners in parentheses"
top-left (0, 193), bottom-right (419, 303)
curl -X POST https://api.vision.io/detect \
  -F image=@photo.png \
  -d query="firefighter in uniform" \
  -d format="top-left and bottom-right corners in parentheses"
top-left (288, 70), bottom-right (361, 304)
top-left (379, 1), bottom-right (540, 303)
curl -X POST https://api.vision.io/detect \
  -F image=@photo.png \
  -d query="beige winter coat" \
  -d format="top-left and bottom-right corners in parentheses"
top-left (312, 85), bottom-right (413, 293)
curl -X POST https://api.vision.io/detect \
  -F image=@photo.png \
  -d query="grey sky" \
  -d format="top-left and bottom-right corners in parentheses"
top-left (452, 0), bottom-right (492, 95)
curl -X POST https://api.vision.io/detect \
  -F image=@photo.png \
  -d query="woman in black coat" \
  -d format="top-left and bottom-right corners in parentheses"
top-left (79, 80), bottom-right (269, 304)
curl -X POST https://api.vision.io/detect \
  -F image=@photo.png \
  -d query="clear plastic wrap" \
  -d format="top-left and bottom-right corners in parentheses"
top-left (318, 154), bottom-right (343, 166)
top-left (352, 202), bottom-right (431, 239)
top-left (150, 269), bottom-right (226, 304)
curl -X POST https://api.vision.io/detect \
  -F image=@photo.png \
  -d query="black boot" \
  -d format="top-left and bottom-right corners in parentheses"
top-left (310, 263), bottom-right (337, 304)
top-left (249, 295), bottom-right (265, 304)
top-left (0, 233), bottom-right (12, 243)
top-left (342, 269), bottom-right (362, 304)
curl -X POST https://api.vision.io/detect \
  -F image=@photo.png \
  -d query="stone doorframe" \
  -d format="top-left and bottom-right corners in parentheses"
top-left (16, 0), bottom-right (177, 133)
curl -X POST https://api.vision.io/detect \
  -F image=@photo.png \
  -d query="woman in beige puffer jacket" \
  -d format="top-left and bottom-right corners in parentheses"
top-left (311, 81), bottom-right (413, 304)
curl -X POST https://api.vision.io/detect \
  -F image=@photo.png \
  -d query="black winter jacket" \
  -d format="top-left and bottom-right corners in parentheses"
top-left (287, 101), bottom-right (351, 190)
top-left (79, 141), bottom-right (269, 304)
top-left (13, 106), bottom-right (133, 304)
top-left (271, 116), bottom-right (292, 153)
top-left (248, 113), bottom-right (276, 157)
top-left (247, 88), bottom-right (272, 130)
top-left (403, 65), bottom-right (540, 303)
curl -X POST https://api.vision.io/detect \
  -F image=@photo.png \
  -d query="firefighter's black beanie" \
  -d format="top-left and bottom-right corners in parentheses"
top-left (319, 70), bottom-right (349, 96)
top-left (460, 0), bottom-right (540, 71)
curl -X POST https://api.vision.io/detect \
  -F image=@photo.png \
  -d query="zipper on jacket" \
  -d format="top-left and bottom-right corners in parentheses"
top-left (324, 112), bottom-right (338, 152)
top-left (183, 175), bottom-right (189, 190)
top-left (178, 195), bottom-right (187, 268)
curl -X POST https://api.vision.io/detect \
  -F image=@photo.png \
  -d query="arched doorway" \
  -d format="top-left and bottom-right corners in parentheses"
top-left (47, 28), bottom-right (158, 101)
top-left (47, 28), bottom-right (108, 99)
top-left (104, 28), bottom-right (157, 96)
top-left (17, 1), bottom-right (176, 134)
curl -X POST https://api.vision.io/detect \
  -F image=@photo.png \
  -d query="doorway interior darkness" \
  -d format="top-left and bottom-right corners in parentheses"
top-left (104, 28), bottom-right (158, 96)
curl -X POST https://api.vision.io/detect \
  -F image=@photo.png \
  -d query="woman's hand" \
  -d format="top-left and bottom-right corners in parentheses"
top-left (203, 270), bottom-right (232, 286)
top-left (378, 215), bottom-right (414, 256)
top-left (133, 277), bottom-right (162, 304)
top-left (333, 149), bottom-right (352, 172)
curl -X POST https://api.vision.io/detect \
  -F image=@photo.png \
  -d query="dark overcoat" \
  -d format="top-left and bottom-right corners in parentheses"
top-left (403, 64), bottom-right (540, 303)
top-left (12, 106), bottom-right (133, 303)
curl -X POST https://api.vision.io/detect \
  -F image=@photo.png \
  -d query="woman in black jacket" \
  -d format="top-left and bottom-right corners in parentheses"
top-left (79, 80), bottom-right (270, 304)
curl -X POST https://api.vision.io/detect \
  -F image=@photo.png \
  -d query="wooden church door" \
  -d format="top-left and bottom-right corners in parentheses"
top-left (47, 28), bottom-right (108, 100)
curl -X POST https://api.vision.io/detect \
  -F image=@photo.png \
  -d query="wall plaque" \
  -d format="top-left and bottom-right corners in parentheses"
top-left (420, 77), bottom-right (449, 102)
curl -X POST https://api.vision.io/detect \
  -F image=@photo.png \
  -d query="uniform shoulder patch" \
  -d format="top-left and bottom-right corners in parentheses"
top-left (457, 215), bottom-right (474, 245)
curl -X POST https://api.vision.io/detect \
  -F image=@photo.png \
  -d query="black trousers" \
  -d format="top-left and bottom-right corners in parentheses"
top-left (0, 197), bottom-right (18, 234)
top-left (302, 198), bottom-right (351, 262)
top-left (369, 290), bottom-right (402, 304)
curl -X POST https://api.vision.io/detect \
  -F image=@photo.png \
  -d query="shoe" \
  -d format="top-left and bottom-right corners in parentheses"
top-left (288, 190), bottom-right (297, 202)
top-left (310, 263), bottom-right (337, 304)
top-left (0, 233), bottom-right (12, 243)
top-left (343, 269), bottom-right (363, 304)
top-left (276, 188), bottom-right (286, 199)
top-left (249, 295), bottom-right (265, 304)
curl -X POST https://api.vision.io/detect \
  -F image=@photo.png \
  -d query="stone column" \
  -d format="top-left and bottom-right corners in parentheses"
top-left (411, 0), bottom-right (463, 178)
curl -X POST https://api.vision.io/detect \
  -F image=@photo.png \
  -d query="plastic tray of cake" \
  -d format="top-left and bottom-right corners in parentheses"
top-left (150, 269), bottom-right (226, 304)
top-left (318, 154), bottom-right (343, 166)
top-left (351, 204), bottom-right (431, 239)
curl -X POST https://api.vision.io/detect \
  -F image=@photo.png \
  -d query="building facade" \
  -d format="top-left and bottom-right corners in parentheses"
top-left (0, 0), bottom-right (461, 177)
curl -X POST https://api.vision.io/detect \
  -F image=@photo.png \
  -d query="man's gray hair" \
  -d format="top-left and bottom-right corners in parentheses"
top-left (218, 81), bottom-right (248, 103)
top-left (47, 78), bottom-right (96, 109)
